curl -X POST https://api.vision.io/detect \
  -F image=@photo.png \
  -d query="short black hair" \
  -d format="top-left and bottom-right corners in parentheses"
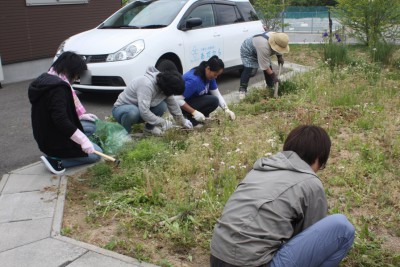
top-left (283, 125), bottom-right (331, 169)
top-left (51, 51), bottom-right (87, 83)
top-left (156, 70), bottom-right (185, 96)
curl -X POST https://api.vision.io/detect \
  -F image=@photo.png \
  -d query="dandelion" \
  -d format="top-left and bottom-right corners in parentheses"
top-left (235, 148), bottom-right (241, 152)
top-left (229, 166), bottom-right (236, 169)
top-left (220, 161), bottom-right (225, 165)
top-left (202, 143), bottom-right (210, 147)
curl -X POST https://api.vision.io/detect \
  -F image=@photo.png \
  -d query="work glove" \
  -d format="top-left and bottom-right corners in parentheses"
top-left (277, 55), bottom-right (284, 65)
top-left (192, 110), bottom-right (206, 122)
top-left (270, 72), bottom-right (279, 84)
top-left (70, 129), bottom-right (95, 154)
top-left (224, 108), bottom-right (236, 120)
top-left (182, 118), bottom-right (193, 129)
top-left (161, 120), bottom-right (174, 131)
top-left (79, 113), bottom-right (98, 122)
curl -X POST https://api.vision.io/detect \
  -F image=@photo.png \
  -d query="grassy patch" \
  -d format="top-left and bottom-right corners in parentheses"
top-left (63, 44), bottom-right (400, 266)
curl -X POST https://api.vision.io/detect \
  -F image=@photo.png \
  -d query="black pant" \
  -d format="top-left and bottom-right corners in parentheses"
top-left (239, 66), bottom-right (274, 92)
top-left (210, 254), bottom-right (269, 267)
top-left (181, 95), bottom-right (219, 125)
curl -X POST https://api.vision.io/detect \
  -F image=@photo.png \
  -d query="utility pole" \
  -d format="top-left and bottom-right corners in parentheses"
top-left (281, 0), bottom-right (285, 32)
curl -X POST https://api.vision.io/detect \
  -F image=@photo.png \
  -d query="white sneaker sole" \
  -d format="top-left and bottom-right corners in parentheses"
top-left (40, 156), bottom-right (66, 175)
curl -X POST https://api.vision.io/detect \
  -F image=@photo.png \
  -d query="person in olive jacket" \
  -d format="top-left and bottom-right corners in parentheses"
top-left (28, 51), bottom-right (102, 175)
top-left (210, 125), bottom-right (355, 267)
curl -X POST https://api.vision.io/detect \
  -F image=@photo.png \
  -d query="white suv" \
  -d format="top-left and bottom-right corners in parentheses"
top-left (56, 0), bottom-right (263, 92)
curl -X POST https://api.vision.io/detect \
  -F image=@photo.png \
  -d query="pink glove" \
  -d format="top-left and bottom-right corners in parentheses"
top-left (79, 113), bottom-right (98, 122)
top-left (70, 129), bottom-right (95, 154)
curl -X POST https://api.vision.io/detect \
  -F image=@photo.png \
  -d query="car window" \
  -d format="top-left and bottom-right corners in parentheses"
top-left (214, 4), bottom-right (243, 25)
top-left (236, 2), bottom-right (259, 22)
top-left (100, 0), bottom-right (188, 29)
top-left (187, 4), bottom-right (215, 29)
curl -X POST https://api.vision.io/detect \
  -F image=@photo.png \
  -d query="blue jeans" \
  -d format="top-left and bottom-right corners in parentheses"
top-left (270, 214), bottom-right (355, 267)
top-left (112, 101), bottom-right (167, 132)
top-left (80, 119), bottom-right (96, 137)
top-left (210, 214), bottom-right (354, 267)
top-left (61, 142), bottom-right (102, 168)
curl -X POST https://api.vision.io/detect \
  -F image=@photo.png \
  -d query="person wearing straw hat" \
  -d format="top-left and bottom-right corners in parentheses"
top-left (238, 32), bottom-right (290, 99)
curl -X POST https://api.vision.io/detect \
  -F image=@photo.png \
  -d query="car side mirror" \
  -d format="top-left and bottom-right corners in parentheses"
top-left (181, 17), bottom-right (202, 31)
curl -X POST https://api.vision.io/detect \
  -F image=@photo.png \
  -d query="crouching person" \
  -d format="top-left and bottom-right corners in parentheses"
top-left (28, 52), bottom-right (102, 175)
top-left (112, 66), bottom-right (193, 136)
top-left (210, 125), bottom-right (355, 267)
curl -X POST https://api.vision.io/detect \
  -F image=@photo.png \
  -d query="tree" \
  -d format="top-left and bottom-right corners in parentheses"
top-left (253, 0), bottom-right (286, 31)
top-left (334, 0), bottom-right (400, 46)
top-left (289, 0), bottom-right (337, 6)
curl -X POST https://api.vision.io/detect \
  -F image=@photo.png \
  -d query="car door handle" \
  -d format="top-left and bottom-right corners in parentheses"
top-left (243, 29), bottom-right (249, 32)
top-left (213, 33), bottom-right (221, 37)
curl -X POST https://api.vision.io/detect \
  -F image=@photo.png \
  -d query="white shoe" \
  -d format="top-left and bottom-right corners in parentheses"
top-left (144, 126), bottom-right (164, 136)
top-left (239, 91), bottom-right (246, 100)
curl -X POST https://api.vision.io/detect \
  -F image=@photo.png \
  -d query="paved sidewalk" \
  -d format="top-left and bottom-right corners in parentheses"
top-left (0, 162), bottom-right (157, 267)
top-left (0, 62), bottom-right (310, 267)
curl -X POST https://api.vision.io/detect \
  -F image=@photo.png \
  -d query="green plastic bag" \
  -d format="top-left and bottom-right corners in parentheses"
top-left (90, 120), bottom-right (130, 155)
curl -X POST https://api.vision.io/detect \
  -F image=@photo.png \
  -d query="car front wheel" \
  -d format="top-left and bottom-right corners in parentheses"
top-left (156, 59), bottom-right (179, 73)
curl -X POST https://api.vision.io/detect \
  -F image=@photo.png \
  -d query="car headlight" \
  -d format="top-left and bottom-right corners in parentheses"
top-left (106, 40), bottom-right (145, 62)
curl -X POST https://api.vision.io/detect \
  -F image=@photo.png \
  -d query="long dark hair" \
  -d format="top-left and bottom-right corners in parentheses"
top-left (51, 51), bottom-right (87, 83)
top-left (283, 125), bottom-right (331, 169)
top-left (193, 55), bottom-right (224, 81)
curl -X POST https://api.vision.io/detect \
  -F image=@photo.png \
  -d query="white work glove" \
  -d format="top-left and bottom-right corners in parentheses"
top-left (192, 110), bottom-right (206, 122)
top-left (182, 118), bottom-right (193, 129)
top-left (161, 120), bottom-right (174, 131)
top-left (79, 113), bottom-right (98, 122)
top-left (224, 108), bottom-right (236, 120)
top-left (70, 129), bottom-right (95, 154)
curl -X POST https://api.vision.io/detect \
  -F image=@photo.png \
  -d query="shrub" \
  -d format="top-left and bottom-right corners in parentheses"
top-left (370, 42), bottom-right (397, 65)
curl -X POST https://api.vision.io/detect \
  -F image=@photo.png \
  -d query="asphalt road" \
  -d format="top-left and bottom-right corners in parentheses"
top-left (0, 69), bottom-right (265, 178)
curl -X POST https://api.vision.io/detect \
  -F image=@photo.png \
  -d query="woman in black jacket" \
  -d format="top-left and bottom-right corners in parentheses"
top-left (28, 52), bottom-right (102, 174)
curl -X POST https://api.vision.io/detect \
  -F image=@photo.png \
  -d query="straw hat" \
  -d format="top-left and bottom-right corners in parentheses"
top-left (268, 32), bottom-right (290, 54)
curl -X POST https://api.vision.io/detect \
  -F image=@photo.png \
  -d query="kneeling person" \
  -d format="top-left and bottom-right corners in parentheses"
top-left (175, 56), bottom-right (235, 128)
top-left (112, 66), bottom-right (192, 135)
top-left (211, 125), bottom-right (355, 267)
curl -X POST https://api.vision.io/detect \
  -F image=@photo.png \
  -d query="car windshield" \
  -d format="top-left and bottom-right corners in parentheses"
top-left (99, 0), bottom-right (188, 29)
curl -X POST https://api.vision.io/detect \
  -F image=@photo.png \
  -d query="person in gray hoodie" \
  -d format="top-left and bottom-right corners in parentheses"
top-left (210, 125), bottom-right (355, 267)
top-left (112, 66), bottom-right (193, 136)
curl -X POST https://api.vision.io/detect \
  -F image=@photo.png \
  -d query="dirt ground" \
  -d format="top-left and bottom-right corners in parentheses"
top-left (63, 174), bottom-right (210, 266)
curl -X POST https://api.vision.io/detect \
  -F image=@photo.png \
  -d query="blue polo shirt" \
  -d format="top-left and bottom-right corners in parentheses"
top-left (182, 69), bottom-right (217, 100)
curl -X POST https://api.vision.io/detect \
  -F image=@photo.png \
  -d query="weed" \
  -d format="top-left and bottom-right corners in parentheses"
top-left (64, 44), bottom-right (400, 266)
top-left (370, 42), bottom-right (397, 65)
top-left (322, 42), bottom-right (348, 71)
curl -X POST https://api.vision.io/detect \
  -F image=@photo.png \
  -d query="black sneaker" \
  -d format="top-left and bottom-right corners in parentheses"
top-left (40, 156), bottom-right (65, 175)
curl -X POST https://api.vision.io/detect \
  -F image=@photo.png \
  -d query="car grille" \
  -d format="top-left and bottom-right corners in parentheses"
top-left (80, 55), bottom-right (108, 63)
top-left (75, 76), bottom-right (126, 86)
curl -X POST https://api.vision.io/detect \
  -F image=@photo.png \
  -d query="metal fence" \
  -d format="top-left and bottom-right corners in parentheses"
top-left (283, 13), bottom-right (342, 34)
top-left (269, 7), bottom-right (343, 34)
